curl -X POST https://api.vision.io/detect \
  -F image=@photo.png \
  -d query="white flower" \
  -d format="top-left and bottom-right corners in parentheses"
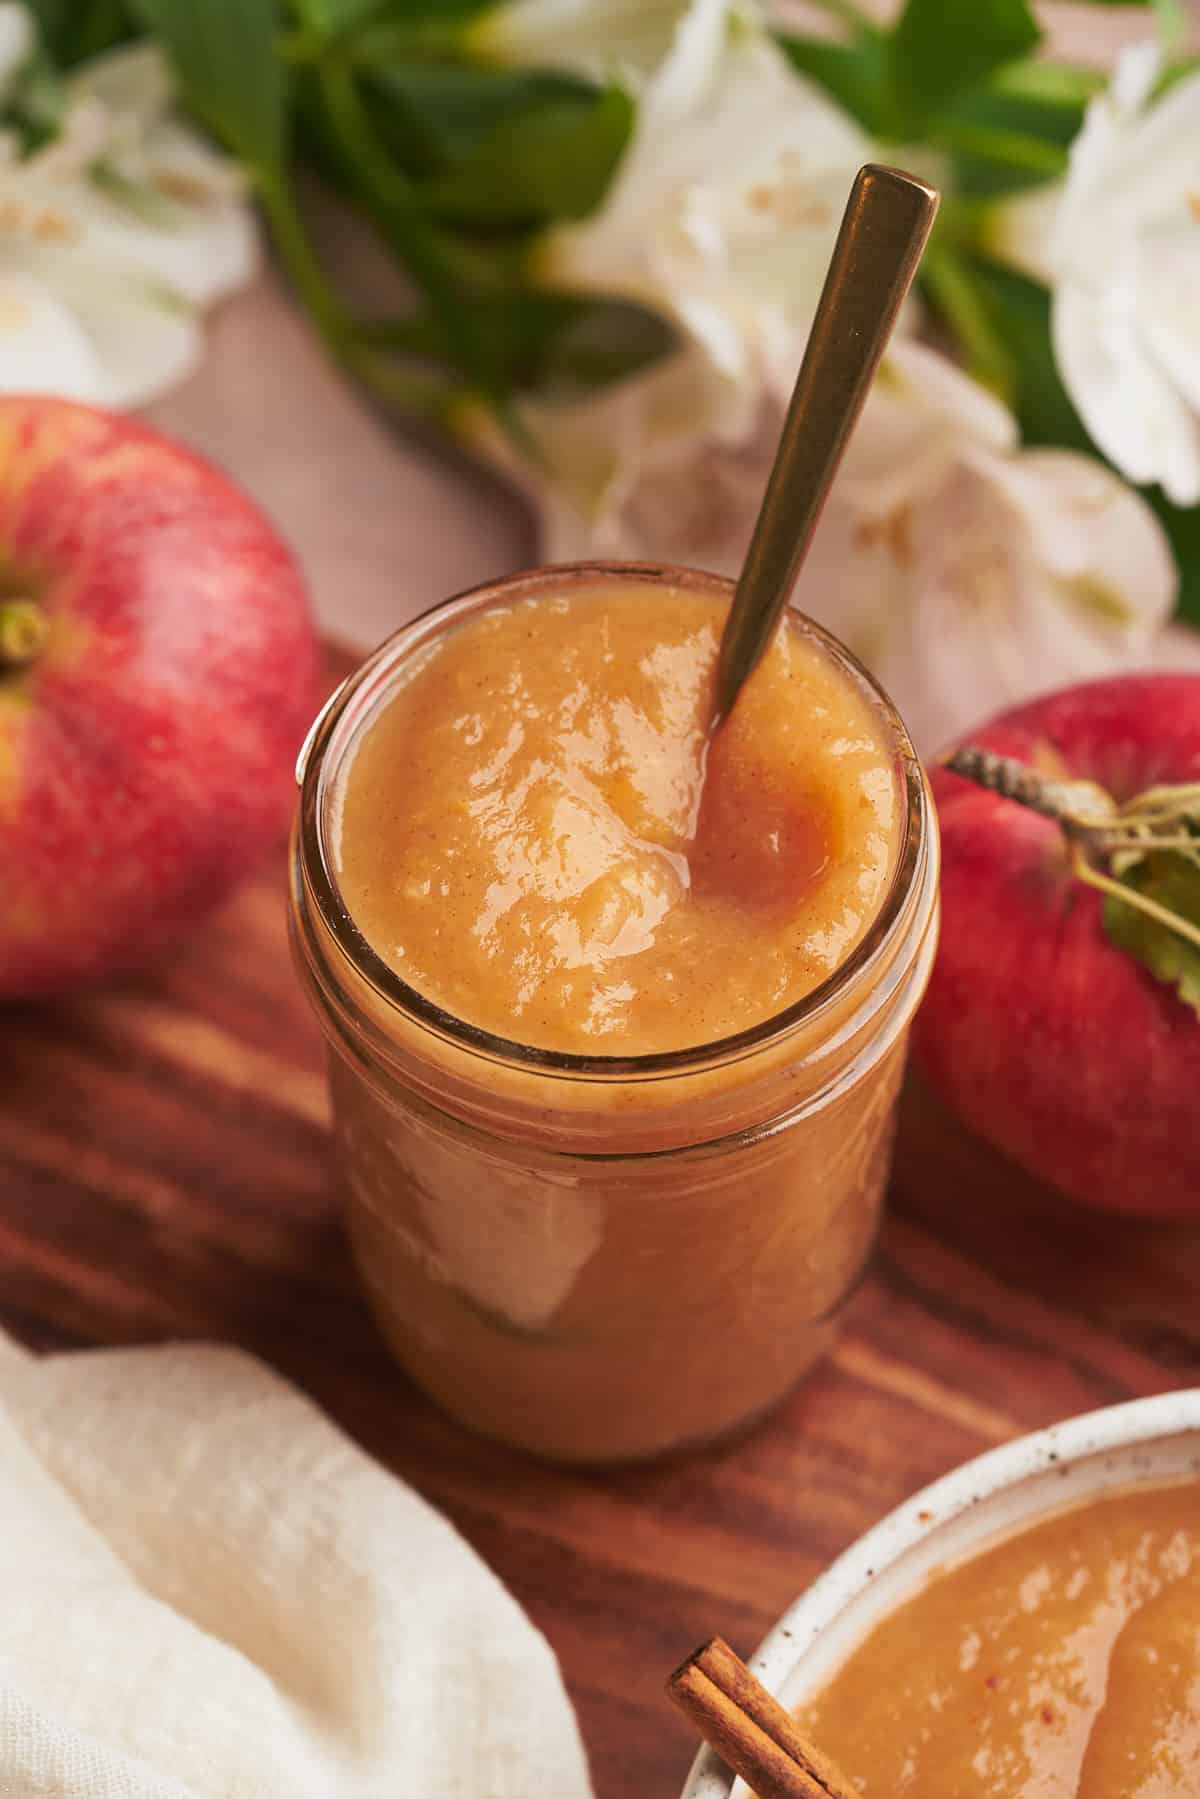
top-left (543, 0), bottom-right (875, 419)
top-left (0, 26), bottom-right (257, 409)
top-left (0, 1), bottom-right (31, 104)
top-left (468, 0), bottom-right (896, 570)
top-left (463, 0), bottom-right (1184, 753)
top-left (795, 342), bottom-right (1180, 749)
top-left (478, 339), bottom-right (1179, 753)
top-left (988, 43), bottom-right (1200, 505)
top-left (468, 0), bottom-right (696, 85)
top-left (458, 335), bottom-right (761, 565)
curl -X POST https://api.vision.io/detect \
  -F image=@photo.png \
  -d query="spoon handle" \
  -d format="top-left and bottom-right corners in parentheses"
top-left (713, 164), bottom-right (939, 723)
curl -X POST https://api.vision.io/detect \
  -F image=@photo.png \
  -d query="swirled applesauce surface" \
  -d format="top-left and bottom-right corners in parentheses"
top-left (332, 581), bottom-right (900, 1054)
top-left (802, 1481), bottom-right (1200, 1799)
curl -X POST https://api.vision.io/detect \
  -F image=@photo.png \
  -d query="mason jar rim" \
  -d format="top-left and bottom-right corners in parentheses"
top-left (295, 560), bottom-right (933, 1086)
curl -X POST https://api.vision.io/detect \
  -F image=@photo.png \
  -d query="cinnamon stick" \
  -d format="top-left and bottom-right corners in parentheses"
top-left (667, 1636), bottom-right (856, 1799)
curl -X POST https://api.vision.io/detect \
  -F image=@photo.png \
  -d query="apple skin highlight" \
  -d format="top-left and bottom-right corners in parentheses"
top-left (0, 397), bottom-right (319, 998)
top-left (913, 673), bottom-right (1200, 1219)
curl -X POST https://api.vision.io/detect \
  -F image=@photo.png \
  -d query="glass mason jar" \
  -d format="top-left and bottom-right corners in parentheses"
top-left (289, 564), bottom-right (939, 1465)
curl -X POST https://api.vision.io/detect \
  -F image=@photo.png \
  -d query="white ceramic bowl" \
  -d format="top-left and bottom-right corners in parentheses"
top-left (681, 1389), bottom-right (1200, 1799)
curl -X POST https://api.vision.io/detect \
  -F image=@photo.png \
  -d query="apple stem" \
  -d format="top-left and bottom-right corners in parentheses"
top-left (942, 745), bottom-right (1117, 833)
top-left (0, 599), bottom-right (47, 670)
top-left (945, 743), bottom-right (1200, 953)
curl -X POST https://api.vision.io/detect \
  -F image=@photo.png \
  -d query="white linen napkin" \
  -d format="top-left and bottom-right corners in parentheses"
top-left (0, 1331), bottom-right (594, 1798)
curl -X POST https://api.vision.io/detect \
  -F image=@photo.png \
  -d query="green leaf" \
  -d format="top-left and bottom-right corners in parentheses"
top-left (4, 46), bottom-right (71, 151)
top-left (289, 0), bottom-right (490, 43)
top-left (362, 291), bottom-right (676, 395)
top-left (289, 0), bottom-right (381, 33)
top-left (985, 59), bottom-right (1105, 108)
top-left (132, 0), bottom-right (342, 362)
top-left (1104, 854), bottom-right (1200, 1018)
top-left (539, 295), bottom-right (676, 392)
top-left (938, 62), bottom-right (1096, 168)
top-left (775, 28), bottom-right (887, 133)
top-left (25, 0), bottom-right (131, 63)
top-left (965, 258), bottom-right (1092, 449)
top-left (364, 63), bottom-right (601, 180)
top-left (933, 73), bottom-right (1088, 196)
top-left (1146, 490), bottom-right (1200, 629)
top-left (1157, 52), bottom-right (1200, 95)
top-left (421, 82), bottom-right (632, 225)
top-left (936, 121), bottom-right (1067, 195)
top-left (886, 0), bottom-right (1041, 135)
top-left (126, 0), bottom-right (286, 171)
top-left (310, 56), bottom-right (502, 386)
top-left (357, 0), bottom-right (489, 23)
top-left (921, 248), bottom-right (1016, 399)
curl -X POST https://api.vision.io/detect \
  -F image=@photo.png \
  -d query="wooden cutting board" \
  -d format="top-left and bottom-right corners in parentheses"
top-left (2, 651), bottom-right (1198, 1798)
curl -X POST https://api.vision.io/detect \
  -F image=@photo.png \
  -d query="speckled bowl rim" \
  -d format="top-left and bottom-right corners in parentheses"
top-left (681, 1388), bottom-right (1200, 1799)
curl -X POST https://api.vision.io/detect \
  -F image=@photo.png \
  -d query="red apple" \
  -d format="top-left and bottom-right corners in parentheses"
top-left (913, 673), bottom-right (1200, 1218)
top-left (0, 396), bottom-right (319, 998)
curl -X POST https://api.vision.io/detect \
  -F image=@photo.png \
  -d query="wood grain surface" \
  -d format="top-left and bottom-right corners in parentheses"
top-left (3, 652), bottom-right (1198, 1799)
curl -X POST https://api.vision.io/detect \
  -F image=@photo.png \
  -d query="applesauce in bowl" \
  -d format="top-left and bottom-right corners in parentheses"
top-left (804, 1479), bottom-right (1200, 1797)
top-left (290, 563), bottom-right (938, 1462)
top-left (681, 1390), bottom-right (1200, 1799)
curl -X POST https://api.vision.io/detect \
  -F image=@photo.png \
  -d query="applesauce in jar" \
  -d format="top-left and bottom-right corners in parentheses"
top-left (801, 1480), bottom-right (1200, 1797)
top-left (290, 564), bottom-right (938, 1462)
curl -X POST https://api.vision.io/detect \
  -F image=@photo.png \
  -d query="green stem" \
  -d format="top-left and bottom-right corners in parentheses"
top-left (1152, 0), bottom-right (1186, 56)
top-left (349, 349), bottom-right (458, 424)
top-left (316, 59), bottom-right (494, 396)
top-left (255, 164), bottom-right (348, 346)
top-left (793, 0), bottom-right (877, 31)
top-left (931, 121), bottom-right (1068, 179)
top-left (986, 60), bottom-right (1105, 108)
top-left (0, 599), bottom-right (47, 670)
top-left (922, 248), bottom-right (1015, 402)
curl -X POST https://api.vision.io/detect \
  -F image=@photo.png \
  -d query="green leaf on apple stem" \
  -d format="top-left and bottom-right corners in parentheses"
top-left (1103, 853), bottom-right (1200, 1019)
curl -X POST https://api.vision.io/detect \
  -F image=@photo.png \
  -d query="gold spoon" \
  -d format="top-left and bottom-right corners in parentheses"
top-left (712, 163), bottom-right (939, 725)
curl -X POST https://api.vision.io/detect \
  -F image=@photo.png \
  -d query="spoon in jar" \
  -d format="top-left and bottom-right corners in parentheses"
top-left (712, 163), bottom-right (939, 727)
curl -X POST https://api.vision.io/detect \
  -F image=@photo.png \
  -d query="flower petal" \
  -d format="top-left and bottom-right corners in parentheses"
top-left (1109, 41), bottom-right (1161, 115)
top-left (0, 270), bottom-right (104, 402)
top-left (470, 0), bottom-right (695, 85)
top-left (836, 341), bottom-right (1017, 512)
top-left (17, 249), bottom-right (202, 408)
top-left (1108, 63), bottom-right (1200, 215)
top-left (0, 143), bottom-right (258, 312)
top-left (548, 2), bottom-right (871, 406)
top-left (966, 446), bottom-right (1175, 635)
top-left (67, 40), bottom-right (174, 138)
top-left (798, 435), bottom-right (1179, 752)
top-left (1055, 52), bottom-right (1200, 259)
top-left (1052, 283), bottom-right (1200, 505)
top-left (649, 0), bottom-right (740, 127)
top-left (1139, 213), bottom-right (1200, 416)
top-left (75, 166), bottom-right (259, 307)
top-left (983, 181), bottom-right (1062, 288)
top-left (0, 3), bottom-right (33, 108)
